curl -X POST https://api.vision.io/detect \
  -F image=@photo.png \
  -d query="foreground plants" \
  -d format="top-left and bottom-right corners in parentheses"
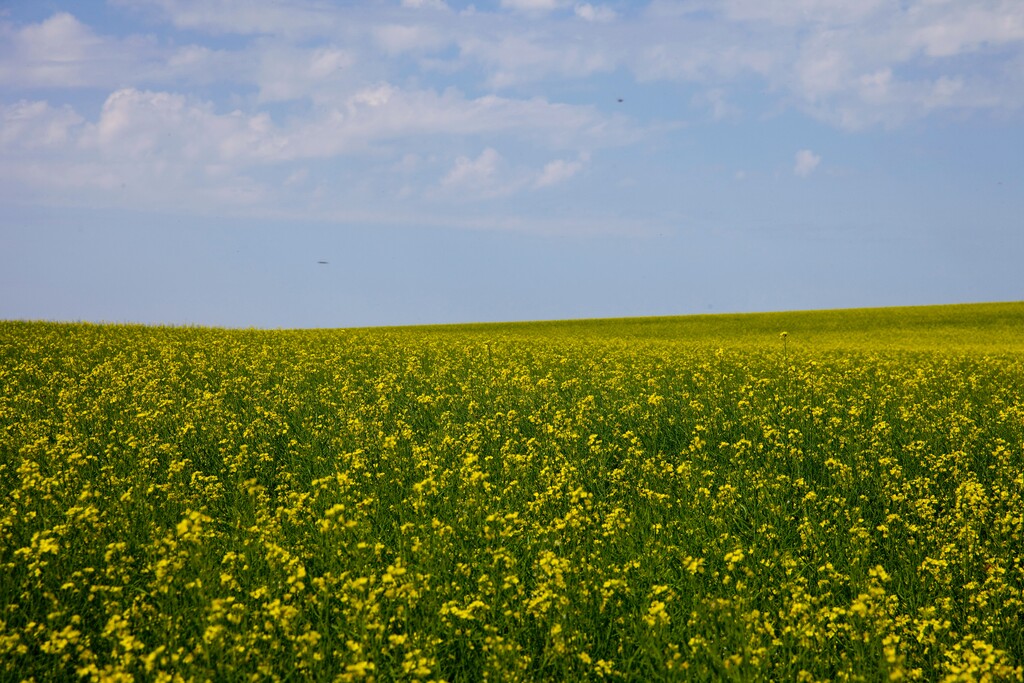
top-left (1, 304), bottom-right (1023, 681)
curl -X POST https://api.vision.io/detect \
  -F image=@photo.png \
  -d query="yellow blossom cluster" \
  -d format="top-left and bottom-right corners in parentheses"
top-left (1, 303), bottom-right (1023, 680)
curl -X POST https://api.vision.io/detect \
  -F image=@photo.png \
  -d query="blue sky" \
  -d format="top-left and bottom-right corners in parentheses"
top-left (2, 0), bottom-right (1022, 328)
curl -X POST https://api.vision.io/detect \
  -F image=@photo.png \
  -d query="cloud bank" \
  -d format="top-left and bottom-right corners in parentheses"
top-left (2, 0), bottom-right (1023, 229)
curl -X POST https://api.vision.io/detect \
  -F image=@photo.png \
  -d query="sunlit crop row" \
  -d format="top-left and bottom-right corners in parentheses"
top-left (1, 305), bottom-right (1022, 681)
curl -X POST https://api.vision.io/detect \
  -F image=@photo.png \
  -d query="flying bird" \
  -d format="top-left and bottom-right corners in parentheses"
top-left (318, 260), bottom-right (328, 265)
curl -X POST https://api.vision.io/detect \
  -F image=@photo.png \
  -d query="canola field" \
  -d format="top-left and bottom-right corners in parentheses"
top-left (2, 302), bottom-right (1023, 682)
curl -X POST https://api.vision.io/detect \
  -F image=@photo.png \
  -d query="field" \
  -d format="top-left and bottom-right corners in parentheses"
top-left (2, 302), bottom-right (1023, 681)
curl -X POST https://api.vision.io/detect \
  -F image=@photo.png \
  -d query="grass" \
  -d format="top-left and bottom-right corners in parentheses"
top-left (1, 302), bottom-right (1023, 681)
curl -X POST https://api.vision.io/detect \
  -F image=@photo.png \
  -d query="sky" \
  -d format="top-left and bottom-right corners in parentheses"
top-left (1, 0), bottom-right (1022, 328)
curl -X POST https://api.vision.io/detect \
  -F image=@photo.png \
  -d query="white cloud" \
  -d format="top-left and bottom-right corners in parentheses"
top-left (794, 149), bottom-right (821, 177)
top-left (535, 155), bottom-right (587, 187)
top-left (441, 147), bottom-right (505, 195)
top-left (437, 148), bottom-right (592, 199)
top-left (0, 11), bottom-right (248, 90)
top-left (0, 160), bottom-right (124, 193)
top-left (374, 24), bottom-right (447, 55)
top-left (459, 32), bottom-right (616, 88)
top-left (716, 0), bottom-right (889, 27)
top-left (925, 76), bottom-right (964, 109)
top-left (906, 2), bottom-right (1024, 58)
top-left (858, 67), bottom-right (892, 103)
top-left (640, 0), bottom-right (1024, 127)
top-left (443, 147), bottom-right (501, 184)
top-left (111, 0), bottom-right (343, 38)
top-left (0, 100), bottom-right (83, 149)
top-left (0, 89), bottom-right (278, 208)
top-left (0, 91), bottom-right (280, 208)
top-left (77, 88), bottom-right (284, 163)
top-left (402, 0), bottom-right (449, 9)
top-left (12, 2), bottom-right (1023, 132)
top-left (501, 0), bottom-right (564, 13)
top-left (296, 85), bottom-right (628, 154)
top-left (10, 82), bottom-right (628, 168)
top-left (2, 0), bottom-right (1023, 228)
top-left (12, 12), bottom-right (101, 61)
top-left (254, 44), bottom-right (356, 103)
top-left (393, 153), bottom-right (422, 173)
top-left (795, 42), bottom-right (847, 99)
top-left (1, 80), bottom-right (632, 216)
top-left (692, 88), bottom-right (741, 120)
top-left (73, 79), bottom-right (625, 166)
top-left (629, 28), bottom-right (778, 85)
top-left (782, 2), bottom-right (1024, 125)
top-left (0, 12), bottom-right (131, 88)
top-left (349, 83), bottom-right (396, 109)
top-left (574, 3), bottom-right (617, 22)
